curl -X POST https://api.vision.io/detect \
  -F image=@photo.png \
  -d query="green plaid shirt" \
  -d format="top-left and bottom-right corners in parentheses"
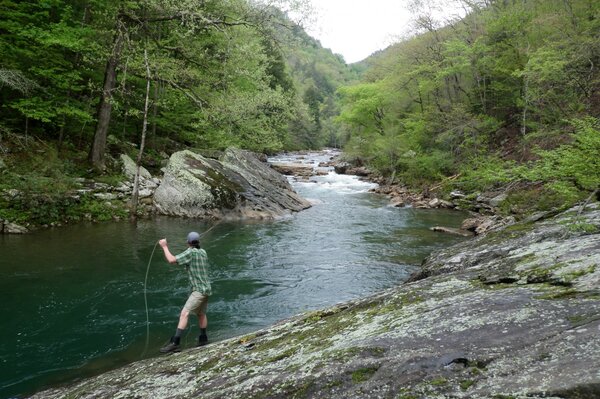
top-left (175, 247), bottom-right (212, 295)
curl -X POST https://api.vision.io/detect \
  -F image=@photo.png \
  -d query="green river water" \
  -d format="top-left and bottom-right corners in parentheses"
top-left (0, 151), bottom-right (469, 398)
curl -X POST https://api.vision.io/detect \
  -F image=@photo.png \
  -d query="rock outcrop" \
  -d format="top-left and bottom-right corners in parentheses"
top-left (334, 162), bottom-right (371, 177)
top-left (153, 148), bottom-right (311, 219)
top-left (270, 163), bottom-right (314, 178)
top-left (0, 219), bottom-right (28, 234)
top-left (116, 154), bottom-right (160, 201)
top-left (29, 203), bottom-right (600, 399)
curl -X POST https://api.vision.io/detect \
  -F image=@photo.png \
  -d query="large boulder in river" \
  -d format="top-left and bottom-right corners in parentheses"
top-left (153, 148), bottom-right (311, 219)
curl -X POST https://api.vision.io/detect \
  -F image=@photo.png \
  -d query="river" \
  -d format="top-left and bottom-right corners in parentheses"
top-left (0, 150), bottom-right (468, 398)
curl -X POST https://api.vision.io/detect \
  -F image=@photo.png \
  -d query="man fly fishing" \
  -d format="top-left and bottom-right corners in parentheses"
top-left (158, 231), bottom-right (211, 353)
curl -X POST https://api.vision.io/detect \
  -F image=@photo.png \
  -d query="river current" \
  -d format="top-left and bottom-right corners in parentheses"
top-left (0, 150), bottom-right (468, 398)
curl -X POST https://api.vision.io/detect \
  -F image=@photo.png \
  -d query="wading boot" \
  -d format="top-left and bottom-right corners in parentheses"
top-left (197, 334), bottom-right (208, 347)
top-left (160, 336), bottom-right (181, 353)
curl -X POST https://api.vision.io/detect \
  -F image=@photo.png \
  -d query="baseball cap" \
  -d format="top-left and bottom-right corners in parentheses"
top-left (187, 231), bottom-right (200, 243)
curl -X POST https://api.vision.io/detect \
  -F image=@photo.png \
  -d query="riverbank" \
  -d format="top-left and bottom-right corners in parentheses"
top-left (29, 201), bottom-right (600, 398)
top-left (0, 143), bottom-right (579, 235)
top-left (0, 145), bottom-right (310, 234)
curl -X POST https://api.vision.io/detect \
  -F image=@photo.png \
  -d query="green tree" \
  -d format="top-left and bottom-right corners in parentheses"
top-left (0, 0), bottom-right (100, 141)
top-left (522, 117), bottom-right (600, 202)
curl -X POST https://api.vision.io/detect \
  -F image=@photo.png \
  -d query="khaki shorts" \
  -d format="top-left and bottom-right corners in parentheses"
top-left (183, 291), bottom-right (208, 315)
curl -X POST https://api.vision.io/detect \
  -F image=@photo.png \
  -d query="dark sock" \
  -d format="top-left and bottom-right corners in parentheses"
top-left (198, 329), bottom-right (208, 346)
top-left (170, 328), bottom-right (184, 345)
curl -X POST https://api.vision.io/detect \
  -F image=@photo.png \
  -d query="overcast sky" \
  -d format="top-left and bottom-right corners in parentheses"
top-left (305, 0), bottom-right (414, 64)
top-left (305, 0), bottom-right (465, 64)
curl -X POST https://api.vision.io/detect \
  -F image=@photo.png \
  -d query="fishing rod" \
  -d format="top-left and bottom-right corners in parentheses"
top-left (141, 220), bottom-right (222, 357)
top-left (142, 241), bottom-right (159, 357)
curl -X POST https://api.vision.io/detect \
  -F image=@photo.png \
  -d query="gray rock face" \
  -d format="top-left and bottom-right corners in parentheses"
top-left (2, 220), bottom-right (28, 234)
top-left (120, 154), bottom-right (152, 181)
top-left (153, 148), bottom-right (311, 219)
top-left (29, 204), bottom-right (600, 399)
top-left (119, 154), bottom-right (159, 192)
top-left (270, 163), bottom-right (314, 177)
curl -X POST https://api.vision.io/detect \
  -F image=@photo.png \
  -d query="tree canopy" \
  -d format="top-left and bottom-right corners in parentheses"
top-left (0, 0), bottom-right (354, 169)
top-left (335, 0), bottom-right (599, 206)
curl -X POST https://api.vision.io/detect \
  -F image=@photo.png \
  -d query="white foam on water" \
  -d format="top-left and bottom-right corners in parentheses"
top-left (270, 151), bottom-right (377, 195)
top-left (304, 198), bottom-right (324, 205)
top-left (269, 149), bottom-right (341, 169)
top-left (310, 171), bottom-right (378, 194)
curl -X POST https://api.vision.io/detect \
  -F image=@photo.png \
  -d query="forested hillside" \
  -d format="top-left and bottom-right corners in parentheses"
top-left (1, 0), bottom-right (599, 228)
top-left (336, 0), bottom-right (599, 213)
top-left (0, 0), bottom-right (354, 226)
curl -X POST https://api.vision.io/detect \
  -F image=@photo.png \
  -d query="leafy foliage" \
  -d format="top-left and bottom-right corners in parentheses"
top-left (456, 156), bottom-right (518, 193)
top-left (336, 0), bottom-right (600, 210)
top-left (0, 0), bottom-right (353, 158)
top-left (2, 0), bottom-right (599, 226)
top-left (520, 117), bottom-right (600, 202)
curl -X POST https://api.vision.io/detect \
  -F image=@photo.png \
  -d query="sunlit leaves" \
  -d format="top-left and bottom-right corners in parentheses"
top-left (337, 82), bottom-right (388, 132)
top-left (524, 118), bottom-right (600, 193)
